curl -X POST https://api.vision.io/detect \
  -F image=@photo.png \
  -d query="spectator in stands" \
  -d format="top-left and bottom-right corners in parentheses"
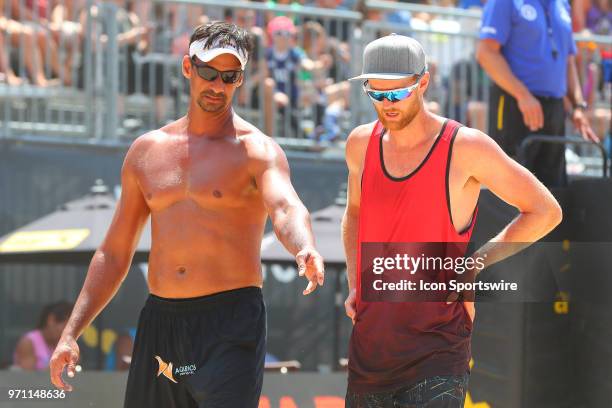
top-left (233, 8), bottom-right (266, 111)
top-left (458, 0), bottom-right (484, 9)
top-left (92, 0), bottom-right (168, 124)
top-left (445, 58), bottom-right (488, 132)
top-left (300, 21), bottom-right (332, 133)
top-left (0, 26), bottom-right (22, 84)
top-left (309, 0), bottom-right (351, 41)
top-left (262, 16), bottom-right (305, 136)
top-left (105, 328), bottom-right (136, 371)
top-left (477, 0), bottom-right (597, 187)
top-left (0, 0), bottom-right (56, 86)
top-left (301, 20), bottom-right (350, 141)
top-left (573, 0), bottom-right (611, 35)
top-left (262, 16), bottom-right (340, 137)
top-left (170, 3), bottom-right (208, 56)
top-left (572, 0), bottom-right (611, 146)
top-left (12, 302), bottom-right (73, 371)
top-left (384, 4), bottom-right (411, 28)
top-left (265, 0), bottom-right (303, 26)
top-left (11, 0), bottom-right (75, 85)
top-left (47, 0), bottom-right (84, 86)
top-left (355, 0), bottom-right (384, 38)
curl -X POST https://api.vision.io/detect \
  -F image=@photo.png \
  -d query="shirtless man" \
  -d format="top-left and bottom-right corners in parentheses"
top-left (342, 34), bottom-right (562, 407)
top-left (49, 22), bottom-right (324, 408)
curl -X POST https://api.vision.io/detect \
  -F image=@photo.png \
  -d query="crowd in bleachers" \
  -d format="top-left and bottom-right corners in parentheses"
top-left (0, 0), bottom-right (609, 144)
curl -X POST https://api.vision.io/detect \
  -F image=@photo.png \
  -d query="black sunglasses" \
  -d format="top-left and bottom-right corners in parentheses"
top-left (191, 60), bottom-right (243, 84)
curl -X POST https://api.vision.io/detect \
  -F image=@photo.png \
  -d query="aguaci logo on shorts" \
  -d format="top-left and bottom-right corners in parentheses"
top-left (154, 356), bottom-right (197, 383)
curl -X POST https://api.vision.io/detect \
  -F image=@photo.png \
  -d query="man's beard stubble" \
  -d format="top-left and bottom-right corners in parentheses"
top-left (197, 90), bottom-right (227, 113)
top-left (377, 103), bottom-right (420, 130)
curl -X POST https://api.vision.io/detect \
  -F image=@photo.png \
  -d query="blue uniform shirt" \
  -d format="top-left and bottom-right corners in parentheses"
top-left (480, 0), bottom-right (577, 98)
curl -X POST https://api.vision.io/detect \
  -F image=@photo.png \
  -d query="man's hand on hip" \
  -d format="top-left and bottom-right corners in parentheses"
top-left (446, 258), bottom-right (482, 304)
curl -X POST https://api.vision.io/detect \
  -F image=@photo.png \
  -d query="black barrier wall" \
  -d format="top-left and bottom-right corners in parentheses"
top-left (468, 181), bottom-right (612, 408)
top-left (568, 179), bottom-right (612, 408)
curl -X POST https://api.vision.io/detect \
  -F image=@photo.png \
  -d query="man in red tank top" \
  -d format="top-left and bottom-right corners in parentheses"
top-left (342, 34), bottom-right (563, 407)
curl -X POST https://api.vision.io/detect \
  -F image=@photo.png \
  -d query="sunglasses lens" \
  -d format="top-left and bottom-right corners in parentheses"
top-left (389, 89), bottom-right (410, 102)
top-left (221, 71), bottom-right (241, 84)
top-left (195, 64), bottom-right (242, 84)
top-left (367, 91), bottom-right (385, 102)
top-left (366, 88), bottom-right (413, 102)
top-left (197, 66), bottom-right (218, 81)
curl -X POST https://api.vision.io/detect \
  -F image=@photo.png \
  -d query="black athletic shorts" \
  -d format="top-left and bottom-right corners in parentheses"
top-left (123, 286), bottom-right (266, 408)
top-left (488, 83), bottom-right (567, 187)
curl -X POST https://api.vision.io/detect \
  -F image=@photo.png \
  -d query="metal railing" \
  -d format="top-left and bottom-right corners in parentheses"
top-left (0, 0), bottom-right (124, 140)
top-left (0, 0), bottom-right (610, 152)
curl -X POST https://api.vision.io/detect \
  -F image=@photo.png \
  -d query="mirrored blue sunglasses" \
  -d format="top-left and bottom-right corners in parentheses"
top-left (363, 79), bottom-right (421, 103)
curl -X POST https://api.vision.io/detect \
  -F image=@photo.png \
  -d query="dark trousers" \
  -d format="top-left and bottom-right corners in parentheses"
top-left (488, 83), bottom-right (567, 187)
top-left (346, 373), bottom-right (469, 408)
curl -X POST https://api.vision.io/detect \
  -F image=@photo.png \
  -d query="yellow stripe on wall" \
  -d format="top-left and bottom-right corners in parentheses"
top-left (0, 229), bottom-right (90, 252)
top-left (497, 95), bottom-right (505, 131)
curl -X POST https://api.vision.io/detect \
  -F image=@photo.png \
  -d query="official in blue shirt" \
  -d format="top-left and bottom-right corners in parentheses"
top-left (476, 0), bottom-right (597, 187)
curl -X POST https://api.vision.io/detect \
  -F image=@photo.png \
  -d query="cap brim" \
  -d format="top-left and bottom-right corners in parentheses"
top-left (348, 73), bottom-right (414, 81)
top-left (193, 48), bottom-right (247, 70)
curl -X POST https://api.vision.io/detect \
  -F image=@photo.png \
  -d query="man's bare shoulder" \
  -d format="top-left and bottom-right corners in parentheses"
top-left (123, 129), bottom-right (168, 172)
top-left (453, 126), bottom-right (509, 173)
top-left (347, 121), bottom-right (376, 145)
top-left (123, 130), bottom-right (169, 169)
top-left (239, 128), bottom-right (285, 165)
top-left (345, 121), bottom-right (376, 168)
top-left (454, 126), bottom-right (502, 157)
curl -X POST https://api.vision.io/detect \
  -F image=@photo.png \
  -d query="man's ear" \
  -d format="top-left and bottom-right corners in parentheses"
top-left (419, 71), bottom-right (430, 93)
top-left (182, 55), bottom-right (192, 79)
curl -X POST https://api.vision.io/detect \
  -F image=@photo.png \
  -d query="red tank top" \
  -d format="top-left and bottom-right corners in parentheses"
top-left (349, 119), bottom-right (478, 392)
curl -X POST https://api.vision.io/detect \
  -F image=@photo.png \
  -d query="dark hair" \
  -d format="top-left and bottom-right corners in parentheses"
top-left (189, 21), bottom-right (253, 63)
top-left (37, 301), bottom-right (73, 329)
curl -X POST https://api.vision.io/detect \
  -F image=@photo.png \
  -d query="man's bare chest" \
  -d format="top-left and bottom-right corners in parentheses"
top-left (135, 143), bottom-right (257, 211)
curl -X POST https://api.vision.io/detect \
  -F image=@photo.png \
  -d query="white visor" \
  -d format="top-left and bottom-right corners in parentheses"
top-left (188, 38), bottom-right (248, 70)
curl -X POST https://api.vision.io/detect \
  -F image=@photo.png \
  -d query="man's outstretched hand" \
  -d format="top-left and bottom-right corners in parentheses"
top-left (296, 246), bottom-right (325, 295)
top-left (50, 335), bottom-right (80, 392)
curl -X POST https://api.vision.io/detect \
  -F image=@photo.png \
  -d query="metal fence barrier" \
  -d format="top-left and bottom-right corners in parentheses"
top-left (0, 0), bottom-right (123, 140)
top-left (0, 0), bottom-right (610, 152)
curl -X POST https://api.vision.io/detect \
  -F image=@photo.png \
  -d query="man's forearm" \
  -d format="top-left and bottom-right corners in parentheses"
top-left (566, 56), bottom-right (585, 107)
top-left (62, 250), bottom-right (130, 340)
top-left (342, 210), bottom-right (358, 291)
top-left (473, 208), bottom-right (562, 272)
top-left (477, 45), bottom-right (530, 100)
top-left (271, 204), bottom-right (316, 255)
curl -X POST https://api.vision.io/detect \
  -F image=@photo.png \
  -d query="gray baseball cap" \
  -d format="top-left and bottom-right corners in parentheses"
top-left (349, 34), bottom-right (427, 81)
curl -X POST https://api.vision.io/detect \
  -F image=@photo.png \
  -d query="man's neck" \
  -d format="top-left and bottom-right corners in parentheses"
top-left (186, 104), bottom-right (235, 138)
top-left (387, 109), bottom-right (438, 149)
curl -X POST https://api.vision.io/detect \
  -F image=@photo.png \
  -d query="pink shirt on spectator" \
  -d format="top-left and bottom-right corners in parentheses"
top-left (13, 330), bottom-right (53, 371)
top-left (25, 0), bottom-right (48, 20)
